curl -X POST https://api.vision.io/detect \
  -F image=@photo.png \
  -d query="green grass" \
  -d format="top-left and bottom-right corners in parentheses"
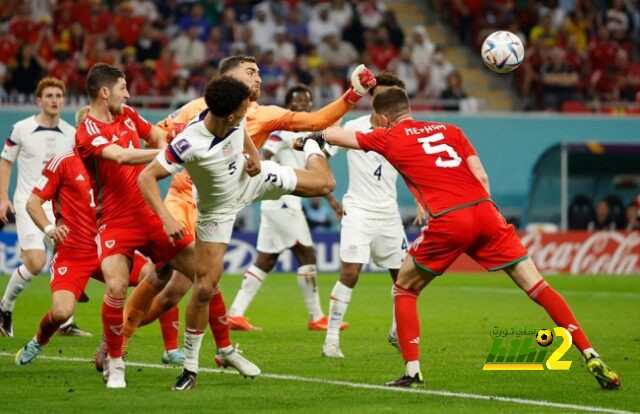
top-left (0, 273), bottom-right (638, 413)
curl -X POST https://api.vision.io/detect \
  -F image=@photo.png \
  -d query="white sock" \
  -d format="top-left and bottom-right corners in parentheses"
top-left (59, 316), bottom-right (74, 329)
top-left (303, 139), bottom-right (324, 160)
top-left (1, 265), bottom-right (36, 312)
top-left (406, 360), bottom-right (421, 377)
top-left (229, 265), bottom-right (268, 317)
top-left (325, 281), bottom-right (352, 344)
top-left (389, 285), bottom-right (397, 338)
top-left (183, 328), bottom-right (205, 373)
top-left (297, 264), bottom-right (323, 322)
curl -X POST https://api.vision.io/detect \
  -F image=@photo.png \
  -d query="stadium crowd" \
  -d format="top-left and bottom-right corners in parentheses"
top-left (0, 0), bottom-right (464, 110)
top-left (434, 0), bottom-right (640, 112)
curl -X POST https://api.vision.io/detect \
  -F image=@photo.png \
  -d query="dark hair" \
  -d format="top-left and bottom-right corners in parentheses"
top-left (372, 86), bottom-right (409, 121)
top-left (85, 63), bottom-right (125, 100)
top-left (369, 71), bottom-right (406, 96)
top-left (284, 84), bottom-right (312, 107)
top-left (204, 76), bottom-right (251, 117)
top-left (219, 55), bottom-right (257, 74)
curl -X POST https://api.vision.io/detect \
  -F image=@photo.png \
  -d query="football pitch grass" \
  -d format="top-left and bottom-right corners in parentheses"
top-left (0, 273), bottom-right (638, 413)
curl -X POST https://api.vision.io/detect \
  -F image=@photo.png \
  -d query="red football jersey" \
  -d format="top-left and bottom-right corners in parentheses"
top-left (32, 148), bottom-right (97, 254)
top-left (356, 119), bottom-right (489, 216)
top-left (75, 105), bottom-right (153, 227)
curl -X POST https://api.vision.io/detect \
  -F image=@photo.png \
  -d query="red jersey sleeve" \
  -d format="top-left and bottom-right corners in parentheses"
top-left (355, 127), bottom-right (391, 155)
top-left (455, 126), bottom-right (478, 159)
top-left (124, 105), bottom-right (152, 139)
top-left (75, 120), bottom-right (112, 159)
top-left (32, 159), bottom-right (63, 201)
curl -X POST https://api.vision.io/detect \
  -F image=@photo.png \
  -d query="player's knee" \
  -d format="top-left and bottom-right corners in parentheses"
top-left (51, 302), bottom-right (75, 322)
top-left (23, 254), bottom-right (46, 275)
top-left (339, 270), bottom-right (359, 288)
top-left (193, 284), bottom-right (215, 304)
top-left (157, 292), bottom-right (179, 310)
top-left (105, 279), bottom-right (128, 298)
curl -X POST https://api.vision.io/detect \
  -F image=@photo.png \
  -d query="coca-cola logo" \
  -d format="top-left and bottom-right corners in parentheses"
top-left (521, 231), bottom-right (640, 275)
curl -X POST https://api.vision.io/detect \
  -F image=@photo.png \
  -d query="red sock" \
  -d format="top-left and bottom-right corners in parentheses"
top-left (394, 284), bottom-right (420, 362)
top-left (102, 294), bottom-right (125, 358)
top-left (36, 310), bottom-right (63, 346)
top-left (528, 280), bottom-right (591, 352)
top-left (159, 306), bottom-right (180, 351)
top-left (208, 288), bottom-right (231, 349)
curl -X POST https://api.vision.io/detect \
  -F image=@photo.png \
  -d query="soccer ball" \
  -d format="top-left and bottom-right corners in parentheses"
top-left (536, 329), bottom-right (554, 347)
top-left (481, 31), bottom-right (525, 74)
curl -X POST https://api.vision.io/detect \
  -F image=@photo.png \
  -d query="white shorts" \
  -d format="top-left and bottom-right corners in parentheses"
top-left (14, 200), bottom-right (54, 251)
top-left (197, 161), bottom-right (298, 243)
top-left (256, 207), bottom-right (313, 253)
top-left (339, 208), bottom-right (408, 269)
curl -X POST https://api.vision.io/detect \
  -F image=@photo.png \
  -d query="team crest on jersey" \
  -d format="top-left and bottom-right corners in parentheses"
top-left (105, 240), bottom-right (116, 249)
top-left (58, 267), bottom-right (67, 275)
top-left (91, 136), bottom-right (109, 147)
top-left (174, 138), bottom-right (191, 154)
top-left (111, 134), bottom-right (119, 142)
top-left (222, 142), bottom-right (233, 157)
top-left (124, 118), bottom-right (136, 131)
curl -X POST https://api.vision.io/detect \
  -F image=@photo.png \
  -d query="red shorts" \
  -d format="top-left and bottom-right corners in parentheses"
top-left (409, 201), bottom-right (528, 275)
top-left (50, 250), bottom-right (100, 300)
top-left (96, 215), bottom-right (193, 265)
top-left (91, 250), bottom-right (151, 287)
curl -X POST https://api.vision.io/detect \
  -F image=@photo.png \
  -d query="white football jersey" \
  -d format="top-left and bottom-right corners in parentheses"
top-left (157, 111), bottom-right (250, 221)
top-left (1, 115), bottom-right (75, 204)
top-left (338, 114), bottom-right (400, 218)
top-left (260, 130), bottom-right (305, 211)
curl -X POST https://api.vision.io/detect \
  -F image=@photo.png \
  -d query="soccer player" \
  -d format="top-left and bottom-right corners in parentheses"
top-left (323, 87), bottom-right (621, 389)
top-left (227, 84), bottom-right (346, 332)
top-left (121, 56), bottom-right (374, 343)
top-left (75, 63), bottom-right (195, 389)
top-left (0, 77), bottom-right (89, 338)
top-left (137, 76), bottom-right (340, 390)
top-left (321, 73), bottom-right (410, 358)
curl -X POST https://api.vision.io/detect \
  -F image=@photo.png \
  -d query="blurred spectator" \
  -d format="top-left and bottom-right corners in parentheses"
top-left (179, 3), bottom-right (212, 42)
top-left (131, 0), bottom-right (160, 24)
top-left (34, 17), bottom-right (56, 62)
top-left (272, 27), bottom-right (296, 66)
top-left (604, 0), bottom-right (630, 42)
top-left (408, 25), bottom-right (435, 88)
top-left (304, 197), bottom-right (333, 231)
top-left (29, 0), bottom-right (55, 21)
top-left (381, 10), bottom-right (404, 49)
top-left (0, 63), bottom-right (8, 102)
top-left (259, 50), bottom-right (285, 99)
top-left (589, 26), bottom-right (618, 71)
top-left (563, 9), bottom-right (589, 52)
top-left (202, 0), bottom-right (225, 27)
top-left (530, 8), bottom-right (560, 47)
top-left (136, 24), bottom-right (162, 63)
top-left (169, 24), bottom-right (205, 71)
top-left (304, 45), bottom-right (325, 72)
top-left (329, 0), bottom-right (353, 30)
top-left (312, 65), bottom-right (343, 108)
top-left (590, 49), bottom-right (631, 101)
top-left (114, 2), bottom-right (146, 47)
top-left (367, 26), bottom-right (399, 71)
top-left (440, 70), bottom-right (468, 111)
top-left (285, 7), bottom-right (309, 52)
top-left (85, 38), bottom-right (114, 68)
top-left (129, 60), bottom-right (158, 103)
top-left (219, 7), bottom-right (243, 45)
top-left (249, 4), bottom-right (276, 52)
top-left (309, 4), bottom-right (338, 46)
top-left (205, 27), bottom-right (230, 66)
top-left (232, 0), bottom-right (255, 24)
top-left (171, 70), bottom-right (198, 107)
top-left (120, 46), bottom-right (141, 82)
top-left (318, 33), bottom-right (358, 79)
top-left (625, 201), bottom-right (639, 231)
top-left (11, 44), bottom-right (44, 97)
top-left (423, 46), bottom-right (453, 98)
top-left (79, 1), bottom-right (111, 36)
top-left (588, 199), bottom-right (616, 230)
top-left (389, 46), bottom-right (419, 97)
top-left (9, 3), bottom-right (40, 44)
top-left (356, 0), bottom-right (386, 30)
top-left (0, 26), bottom-right (19, 65)
top-left (540, 47), bottom-right (582, 110)
top-left (451, 0), bottom-right (483, 45)
top-left (341, 13), bottom-right (366, 52)
top-left (104, 25), bottom-right (125, 51)
top-left (155, 48), bottom-right (181, 94)
top-left (48, 46), bottom-right (80, 95)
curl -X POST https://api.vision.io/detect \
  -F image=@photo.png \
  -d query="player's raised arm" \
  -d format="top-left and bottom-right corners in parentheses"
top-left (100, 144), bottom-right (161, 165)
top-left (143, 125), bottom-right (169, 150)
top-left (324, 126), bottom-right (362, 150)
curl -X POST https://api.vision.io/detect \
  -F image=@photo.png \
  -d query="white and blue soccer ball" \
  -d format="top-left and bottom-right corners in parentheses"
top-left (481, 31), bottom-right (525, 74)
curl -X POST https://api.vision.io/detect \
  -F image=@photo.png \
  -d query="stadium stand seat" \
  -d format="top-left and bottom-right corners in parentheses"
top-left (606, 194), bottom-right (626, 230)
top-left (568, 194), bottom-right (596, 230)
top-left (561, 101), bottom-right (591, 114)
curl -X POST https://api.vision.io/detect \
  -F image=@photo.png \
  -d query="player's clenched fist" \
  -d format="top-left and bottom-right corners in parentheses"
top-left (0, 198), bottom-right (14, 224)
top-left (344, 64), bottom-right (377, 104)
top-left (162, 216), bottom-right (186, 242)
top-left (45, 224), bottom-right (69, 245)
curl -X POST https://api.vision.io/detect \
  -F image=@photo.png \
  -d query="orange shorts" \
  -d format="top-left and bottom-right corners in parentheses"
top-left (165, 191), bottom-right (196, 236)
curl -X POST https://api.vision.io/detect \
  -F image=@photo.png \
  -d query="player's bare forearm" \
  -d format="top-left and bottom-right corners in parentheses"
top-left (324, 126), bottom-right (361, 150)
top-left (243, 130), bottom-right (261, 176)
top-left (288, 98), bottom-right (351, 131)
top-left (26, 193), bottom-right (51, 232)
top-left (137, 161), bottom-right (174, 222)
top-left (325, 193), bottom-right (343, 220)
top-left (101, 144), bottom-right (161, 165)
top-left (0, 158), bottom-right (13, 201)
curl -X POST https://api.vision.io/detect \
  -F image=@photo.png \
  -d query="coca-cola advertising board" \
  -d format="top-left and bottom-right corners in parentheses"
top-left (448, 231), bottom-right (640, 275)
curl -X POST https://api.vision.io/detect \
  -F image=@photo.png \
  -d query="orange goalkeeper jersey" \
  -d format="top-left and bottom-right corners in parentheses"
top-left (157, 94), bottom-right (353, 201)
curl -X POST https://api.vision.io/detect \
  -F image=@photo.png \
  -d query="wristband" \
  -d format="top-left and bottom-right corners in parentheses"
top-left (44, 224), bottom-right (55, 235)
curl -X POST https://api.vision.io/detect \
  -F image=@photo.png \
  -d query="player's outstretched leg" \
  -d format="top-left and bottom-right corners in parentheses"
top-left (323, 263), bottom-right (359, 358)
top-left (228, 264), bottom-right (267, 331)
top-left (505, 258), bottom-right (620, 389)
